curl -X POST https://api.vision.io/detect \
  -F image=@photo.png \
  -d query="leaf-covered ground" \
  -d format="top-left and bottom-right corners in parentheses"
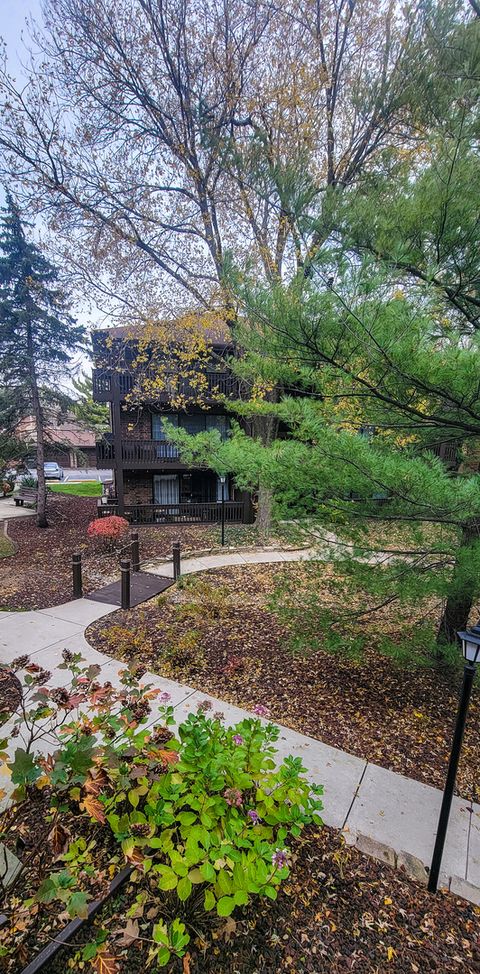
top-left (87, 563), bottom-right (480, 801)
top-left (30, 826), bottom-right (480, 974)
top-left (0, 495), bottom-right (254, 610)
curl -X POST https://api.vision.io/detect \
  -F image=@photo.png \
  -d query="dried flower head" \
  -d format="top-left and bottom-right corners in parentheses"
top-left (224, 788), bottom-right (243, 808)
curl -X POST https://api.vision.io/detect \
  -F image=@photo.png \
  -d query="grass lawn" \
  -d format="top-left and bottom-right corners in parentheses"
top-left (48, 481), bottom-right (102, 496)
top-left (0, 534), bottom-right (14, 558)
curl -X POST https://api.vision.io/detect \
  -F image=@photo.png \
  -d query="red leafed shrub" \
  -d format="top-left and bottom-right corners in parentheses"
top-left (87, 515), bottom-right (129, 551)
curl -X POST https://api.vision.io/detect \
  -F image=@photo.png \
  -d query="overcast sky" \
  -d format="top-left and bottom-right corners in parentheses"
top-left (0, 1), bottom-right (100, 367)
top-left (1, 0), bottom-right (43, 82)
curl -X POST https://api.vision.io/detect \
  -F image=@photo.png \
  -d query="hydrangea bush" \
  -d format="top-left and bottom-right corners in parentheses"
top-left (1, 655), bottom-right (323, 970)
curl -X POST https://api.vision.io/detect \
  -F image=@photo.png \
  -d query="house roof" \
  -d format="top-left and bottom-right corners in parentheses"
top-left (16, 416), bottom-right (96, 449)
top-left (92, 315), bottom-right (233, 348)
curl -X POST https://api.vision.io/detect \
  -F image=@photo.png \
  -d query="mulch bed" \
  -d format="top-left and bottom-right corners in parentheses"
top-left (0, 495), bottom-right (222, 610)
top-left (87, 564), bottom-right (480, 802)
top-left (0, 669), bottom-right (22, 725)
top-left (31, 826), bottom-right (480, 974)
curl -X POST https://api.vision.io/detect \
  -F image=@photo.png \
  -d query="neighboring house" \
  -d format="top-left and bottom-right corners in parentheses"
top-left (92, 324), bottom-right (253, 525)
top-left (16, 414), bottom-right (97, 469)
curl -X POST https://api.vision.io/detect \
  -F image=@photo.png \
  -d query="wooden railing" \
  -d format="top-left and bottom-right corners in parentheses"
top-left (96, 439), bottom-right (181, 466)
top-left (98, 500), bottom-right (246, 524)
top-left (121, 440), bottom-right (180, 464)
top-left (93, 368), bottom-right (239, 403)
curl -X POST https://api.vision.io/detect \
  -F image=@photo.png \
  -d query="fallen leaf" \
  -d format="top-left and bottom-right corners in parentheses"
top-left (219, 917), bottom-right (237, 942)
top-left (94, 951), bottom-right (118, 974)
top-left (116, 918), bottom-right (139, 946)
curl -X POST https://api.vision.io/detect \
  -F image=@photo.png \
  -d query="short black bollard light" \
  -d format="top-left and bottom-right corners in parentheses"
top-left (172, 541), bottom-right (181, 581)
top-left (72, 552), bottom-right (83, 599)
top-left (428, 623), bottom-right (480, 893)
top-left (121, 558), bottom-right (131, 611)
top-left (131, 531), bottom-right (140, 572)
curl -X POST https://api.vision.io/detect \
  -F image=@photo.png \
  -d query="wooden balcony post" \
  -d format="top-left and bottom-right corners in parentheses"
top-left (111, 372), bottom-right (125, 515)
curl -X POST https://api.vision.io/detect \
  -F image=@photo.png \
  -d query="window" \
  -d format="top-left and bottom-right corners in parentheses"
top-left (178, 414), bottom-right (229, 438)
top-left (154, 474), bottom-right (179, 504)
top-left (152, 413), bottom-right (178, 440)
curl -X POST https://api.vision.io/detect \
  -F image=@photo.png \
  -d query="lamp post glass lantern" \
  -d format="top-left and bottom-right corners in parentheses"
top-left (428, 623), bottom-right (479, 893)
top-left (457, 624), bottom-right (480, 664)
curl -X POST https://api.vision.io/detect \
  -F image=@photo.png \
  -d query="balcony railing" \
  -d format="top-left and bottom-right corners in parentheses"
top-left (93, 369), bottom-right (239, 403)
top-left (96, 439), bottom-right (182, 467)
top-left (98, 500), bottom-right (246, 525)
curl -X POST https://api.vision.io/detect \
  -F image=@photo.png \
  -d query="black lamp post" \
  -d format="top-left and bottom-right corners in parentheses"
top-left (428, 623), bottom-right (479, 893)
top-left (220, 474), bottom-right (226, 546)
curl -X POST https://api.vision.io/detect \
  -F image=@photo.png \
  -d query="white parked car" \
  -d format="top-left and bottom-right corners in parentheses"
top-left (43, 462), bottom-right (64, 480)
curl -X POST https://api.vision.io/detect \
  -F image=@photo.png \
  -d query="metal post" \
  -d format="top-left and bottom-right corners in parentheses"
top-left (131, 532), bottom-right (140, 572)
top-left (72, 552), bottom-right (83, 599)
top-left (172, 541), bottom-right (181, 581)
top-left (428, 662), bottom-right (476, 892)
top-left (221, 479), bottom-right (225, 547)
top-left (121, 559), bottom-right (131, 611)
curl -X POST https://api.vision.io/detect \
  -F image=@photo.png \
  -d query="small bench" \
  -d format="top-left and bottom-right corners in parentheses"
top-left (14, 488), bottom-right (38, 508)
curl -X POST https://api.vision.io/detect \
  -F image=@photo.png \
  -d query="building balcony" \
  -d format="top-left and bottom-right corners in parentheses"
top-left (92, 369), bottom-right (239, 403)
top-left (96, 439), bottom-right (184, 468)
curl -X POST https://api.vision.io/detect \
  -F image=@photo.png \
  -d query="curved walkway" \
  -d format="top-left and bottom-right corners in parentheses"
top-left (0, 545), bottom-right (479, 905)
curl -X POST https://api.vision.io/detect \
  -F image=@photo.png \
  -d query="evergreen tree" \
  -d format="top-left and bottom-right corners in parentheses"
top-left (0, 194), bottom-right (84, 526)
top-left (166, 8), bottom-right (480, 659)
top-left (72, 371), bottom-right (109, 435)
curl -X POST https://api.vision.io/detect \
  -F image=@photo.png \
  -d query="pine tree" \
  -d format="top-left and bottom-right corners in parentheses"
top-left (72, 371), bottom-right (109, 435)
top-left (0, 194), bottom-right (84, 527)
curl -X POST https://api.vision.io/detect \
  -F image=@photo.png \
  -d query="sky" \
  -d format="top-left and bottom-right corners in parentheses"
top-left (1, 0), bottom-right (99, 378)
top-left (0, 0), bottom-right (43, 83)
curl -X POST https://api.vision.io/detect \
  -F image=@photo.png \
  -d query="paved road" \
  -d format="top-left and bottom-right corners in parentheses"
top-left (24, 467), bottom-right (113, 484)
top-left (62, 468), bottom-right (113, 483)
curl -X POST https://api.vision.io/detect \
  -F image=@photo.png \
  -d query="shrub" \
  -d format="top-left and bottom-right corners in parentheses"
top-left (2, 656), bottom-right (323, 971)
top-left (87, 515), bottom-right (129, 551)
top-left (20, 475), bottom-right (38, 488)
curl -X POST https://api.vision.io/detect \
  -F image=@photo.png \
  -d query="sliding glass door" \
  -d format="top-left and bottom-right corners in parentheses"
top-left (153, 474), bottom-right (180, 505)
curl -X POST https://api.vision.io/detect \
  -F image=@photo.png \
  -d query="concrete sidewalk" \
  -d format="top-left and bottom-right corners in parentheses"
top-left (1, 553), bottom-right (479, 905)
top-left (143, 545), bottom-right (319, 577)
top-left (0, 499), bottom-right (36, 520)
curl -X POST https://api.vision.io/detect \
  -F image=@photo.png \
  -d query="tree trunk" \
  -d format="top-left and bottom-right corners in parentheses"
top-left (252, 412), bottom-right (277, 543)
top-left (26, 323), bottom-right (48, 528)
top-left (436, 591), bottom-right (474, 647)
top-left (436, 522), bottom-right (479, 648)
top-left (257, 483), bottom-right (273, 543)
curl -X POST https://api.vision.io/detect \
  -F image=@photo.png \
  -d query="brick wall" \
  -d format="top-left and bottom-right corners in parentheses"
top-left (120, 407), bottom-right (152, 439)
top-left (124, 471), bottom-right (153, 504)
